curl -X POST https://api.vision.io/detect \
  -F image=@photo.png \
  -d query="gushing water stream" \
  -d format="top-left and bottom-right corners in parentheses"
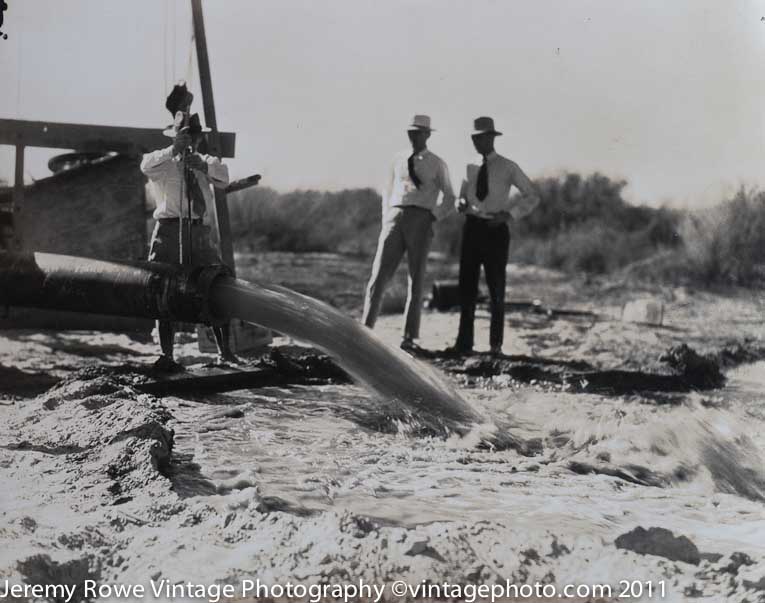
top-left (209, 277), bottom-right (483, 432)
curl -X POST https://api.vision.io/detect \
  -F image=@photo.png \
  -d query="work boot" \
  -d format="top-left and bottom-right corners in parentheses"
top-left (444, 343), bottom-right (472, 357)
top-left (489, 345), bottom-right (503, 357)
top-left (400, 338), bottom-right (419, 353)
top-left (152, 354), bottom-right (185, 373)
top-left (215, 352), bottom-right (242, 367)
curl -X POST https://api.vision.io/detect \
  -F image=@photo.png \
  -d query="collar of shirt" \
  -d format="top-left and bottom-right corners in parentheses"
top-left (483, 150), bottom-right (498, 163)
top-left (462, 151), bottom-right (513, 217)
top-left (391, 149), bottom-right (437, 200)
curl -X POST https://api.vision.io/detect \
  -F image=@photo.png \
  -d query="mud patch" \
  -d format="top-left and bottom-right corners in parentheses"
top-left (615, 526), bottom-right (701, 565)
top-left (0, 365), bottom-right (59, 398)
top-left (568, 460), bottom-right (668, 487)
top-left (17, 554), bottom-right (100, 603)
top-left (406, 342), bottom-right (734, 395)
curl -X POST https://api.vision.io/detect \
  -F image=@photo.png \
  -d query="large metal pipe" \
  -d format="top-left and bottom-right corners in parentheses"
top-left (0, 252), bottom-right (230, 323)
top-left (0, 250), bottom-right (483, 432)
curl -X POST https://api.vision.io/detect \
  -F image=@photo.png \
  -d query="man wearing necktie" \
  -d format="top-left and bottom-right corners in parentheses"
top-left (452, 117), bottom-right (541, 356)
top-left (362, 114), bottom-right (456, 351)
top-left (141, 89), bottom-right (236, 371)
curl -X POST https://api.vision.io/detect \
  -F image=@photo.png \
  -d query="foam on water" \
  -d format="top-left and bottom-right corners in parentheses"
top-left (203, 279), bottom-right (765, 525)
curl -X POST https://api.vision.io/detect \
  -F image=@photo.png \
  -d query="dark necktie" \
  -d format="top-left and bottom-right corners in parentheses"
top-left (476, 155), bottom-right (489, 201)
top-left (408, 153), bottom-right (422, 189)
top-left (186, 164), bottom-right (208, 219)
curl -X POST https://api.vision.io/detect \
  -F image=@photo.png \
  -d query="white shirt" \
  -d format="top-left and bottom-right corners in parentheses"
top-left (459, 151), bottom-right (540, 220)
top-left (383, 148), bottom-right (456, 221)
top-left (140, 146), bottom-right (229, 223)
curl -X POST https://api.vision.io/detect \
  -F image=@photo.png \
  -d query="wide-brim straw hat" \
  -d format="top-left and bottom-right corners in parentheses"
top-left (407, 114), bottom-right (435, 132)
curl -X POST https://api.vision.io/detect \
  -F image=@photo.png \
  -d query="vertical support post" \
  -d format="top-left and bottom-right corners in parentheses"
top-left (12, 141), bottom-right (24, 249)
top-left (190, 0), bottom-right (236, 275)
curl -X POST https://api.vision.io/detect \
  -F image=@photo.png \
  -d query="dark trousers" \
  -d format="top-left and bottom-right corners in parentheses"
top-left (456, 215), bottom-right (510, 349)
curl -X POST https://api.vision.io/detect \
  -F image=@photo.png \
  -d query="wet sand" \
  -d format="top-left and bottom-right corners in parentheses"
top-left (1, 255), bottom-right (765, 602)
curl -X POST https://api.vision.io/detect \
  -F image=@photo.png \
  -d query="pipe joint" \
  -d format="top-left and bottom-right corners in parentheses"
top-left (167, 263), bottom-right (233, 324)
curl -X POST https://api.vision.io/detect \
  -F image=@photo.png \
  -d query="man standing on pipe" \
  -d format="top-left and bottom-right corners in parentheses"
top-left (362, 114), bottom-right (456, 352)
top-left (141, 83), bottom-right (237, 372)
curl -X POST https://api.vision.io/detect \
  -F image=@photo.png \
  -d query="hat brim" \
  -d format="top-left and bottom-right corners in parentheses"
top-left (162, 125), bottom-right (212, 138)
top-left (407, 126), bottom-right (435, 132)
top-left (472, 129), bottom-right (502, 136)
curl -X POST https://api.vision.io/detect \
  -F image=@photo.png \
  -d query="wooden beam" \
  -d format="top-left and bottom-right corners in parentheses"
top-left (191, 0), bottom-right (236, 275)
top-left (12, 143), bottom-right (23, 248)
top-left (191, 0), bottom-right (219, 136)
top-left (0, 118), bottom-right (236, 158)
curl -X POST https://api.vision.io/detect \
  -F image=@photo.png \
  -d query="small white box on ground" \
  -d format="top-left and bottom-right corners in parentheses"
top-left (197, 319), bottom-right (273, 354)
top-left (621, 298), bottom-right (664, 326)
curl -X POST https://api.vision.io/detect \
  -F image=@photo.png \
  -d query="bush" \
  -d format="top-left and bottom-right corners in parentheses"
top-left (678, 187), bottom-right (765, 285)
top-left (228, 187), bottom-right (382, 255)
top-left (225, 175), bottom-right (765, 288)
top-left (513, 173), bottom-right (681, 274)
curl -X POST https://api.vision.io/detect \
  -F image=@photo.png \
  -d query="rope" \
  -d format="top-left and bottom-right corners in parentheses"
top-left (163, 0), bottom-right (168, 98)
top-left (171, 0), bottom-right (177, 82)
top-left (185, 9), bottom-right (196, 90)
top-left (14, 1), bottom-right (23, 117)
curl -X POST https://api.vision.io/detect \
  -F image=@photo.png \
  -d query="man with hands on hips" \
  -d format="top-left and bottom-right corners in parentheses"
top-left (451, 116), bottom-right (541, 356)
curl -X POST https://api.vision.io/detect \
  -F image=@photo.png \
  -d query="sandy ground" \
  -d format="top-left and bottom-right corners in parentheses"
top-left (1, 257), bottom-right (765, 603)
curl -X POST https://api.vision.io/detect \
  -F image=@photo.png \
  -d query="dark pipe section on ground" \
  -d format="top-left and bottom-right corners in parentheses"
top-left (0, 252), bottom-right (229, 324)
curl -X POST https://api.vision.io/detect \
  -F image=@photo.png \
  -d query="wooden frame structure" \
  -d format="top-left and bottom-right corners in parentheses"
top-left (0, 118), bottom-right (235, 252)
top-left (0, 0), bottom-right (239, 273)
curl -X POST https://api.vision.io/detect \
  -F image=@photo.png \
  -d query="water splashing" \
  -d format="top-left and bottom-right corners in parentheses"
top-left (209, 277), bottom-right (483, 434)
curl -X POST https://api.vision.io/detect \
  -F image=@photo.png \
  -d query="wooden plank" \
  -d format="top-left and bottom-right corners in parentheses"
top-left (12, 143), bottom-right (23, 248)
top-left (191, 0), bottom-right (220, 136)
top-left (137, 364), bottom-right (344, 396)
top-left (225, 174), bottom-right (261, 194)
top-left (137, 367), bottom-right (287, 396)
top-left (191, 0), bottom-right (236, 274)
top-left (0, 118), bottom-right (236, 158)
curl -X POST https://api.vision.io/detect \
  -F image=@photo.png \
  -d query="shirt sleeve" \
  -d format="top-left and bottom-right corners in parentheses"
top-left (508, 161), bottom-right (540, 220)
top-left (204, 156), bottom-right (229, 189)
top-left (140, 147), bottom-right (175, 179)
top-left (432, 159), bottom-right (456, 221)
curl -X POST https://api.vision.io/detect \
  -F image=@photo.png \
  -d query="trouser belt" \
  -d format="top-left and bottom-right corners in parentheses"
top-left (158, 217), bottom-right (204, 225)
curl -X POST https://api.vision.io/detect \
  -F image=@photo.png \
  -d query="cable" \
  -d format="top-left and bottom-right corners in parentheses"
top-left (163, 0), bottom-right (168, 98)
top-left (14, 0), bottom-right (23, 117)
top-left (185, 7), bottom-right (196, 90)
top-left (171, 0), bottom-right (177, 82)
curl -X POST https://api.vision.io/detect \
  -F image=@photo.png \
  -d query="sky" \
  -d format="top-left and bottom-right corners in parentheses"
top-left (1, 0), bottom-right (765, 207)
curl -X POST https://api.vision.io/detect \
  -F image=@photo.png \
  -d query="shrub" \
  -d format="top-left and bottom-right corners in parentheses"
top-left (228, 187), bottom-right (382, 255)
top-left (512, 173), bottom-right (680, 274)
top-left (678, 187), bottom-right (765, 285)
top-left (222, 175), bottom-right (765, 289)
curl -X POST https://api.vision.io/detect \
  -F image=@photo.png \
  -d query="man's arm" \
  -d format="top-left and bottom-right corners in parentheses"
top-left (140, 146), bottom-right (175, 178)
top-left (432, 159), bottom-right (456, 221)
top-left (507, 161), bottom-right (540, 221)
top-left (456, 169), bottom-right (469, 213)
top-left (141, 133), bottom-right (190, 178)
top-left (203, 156), bottom-right (229, 189)
top-left (186, 154), bottom-right (230, 189)
top-left (381, 159), bottom-right (396, 218)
